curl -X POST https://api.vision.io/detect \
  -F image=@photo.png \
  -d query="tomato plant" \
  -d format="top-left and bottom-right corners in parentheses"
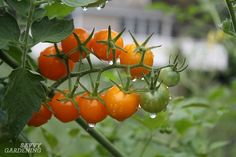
top-left (0, 0), bottom-right (197, 157)
top-left (38, 46), bottom-right (75, 80)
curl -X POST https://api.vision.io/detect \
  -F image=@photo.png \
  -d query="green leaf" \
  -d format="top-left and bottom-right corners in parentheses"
top-left (45, 2), bottom-right (75, 19)
top-left (41, 128), bottom-right (58, 149)
top-left (31, 17), bottom-right (74, 44)
top-left (133, 111), bottom-right (169, 130)
top-left (3, 46), bottom-right (37, 70)
top-left (0, 14), bottom-right (20, 49)
top-left (68, 128), bottom-right (80, 137)
top-left (220, 19), bottom-right (236, 37)
top-left (5, 0), bottom-right (30, 17)
top-left (62, 0), bottom-right (98, 7)
top-left (181, 98), bottom-right (210, 108)
top-left (2, 68), bottom-right (46, 137)
top-left (0, 0), bottom-right (4, 7)
top-left (209, 141), bottom-right (229, 151)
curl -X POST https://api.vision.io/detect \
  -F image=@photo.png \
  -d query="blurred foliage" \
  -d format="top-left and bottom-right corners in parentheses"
top-left (147, 0), bottom-right (228, 38)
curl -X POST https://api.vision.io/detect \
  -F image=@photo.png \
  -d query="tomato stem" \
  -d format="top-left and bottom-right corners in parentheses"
top-left (225, 0), bottom-right (236, 32)
top-left (0, 50), bottom-right (19, 68)
top-left (75, 118), bottom-right (126, 157)
top-left (21, 0), bottom-right (35, 68)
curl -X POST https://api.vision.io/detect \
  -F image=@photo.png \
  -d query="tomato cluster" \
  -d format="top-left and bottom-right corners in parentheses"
top-left (30, 27), bottom-right (184, 127)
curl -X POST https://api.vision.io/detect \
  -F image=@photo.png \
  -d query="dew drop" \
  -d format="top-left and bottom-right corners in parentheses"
top-left (132, 78), bottom-right (137, 82)
top-left (150, 113), bottom-right (157, 119)
top-left (88, 123), bottom-right (96, 128)
top-left (138, 105), bottom-right (142, 109)
top-left (141, 77), bottom-right (144, 80)
top-left (97, 6), bottom-right (102, 10)
top-left (166, 86), bottom-right (169, 89)
top-left (169, 96), bottom-right (172, 100)
top-left (82, 7), bottom-right (88, 11)
top-left (108, 61), bottom-right (113, 65)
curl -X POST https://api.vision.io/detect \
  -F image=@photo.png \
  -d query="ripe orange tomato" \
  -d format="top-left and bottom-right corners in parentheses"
top-left (120, 44), bottom-right (154, 78)
top-left (61, 28), bottom-right (91, 62)
top-left (50, 91), bottom-right (80, 123)
top-left (27, 104), bottom-right (52, 127)
top-left (104, 86), bottom-right (140, 121)
top-left (78, 93), bottom-right (107, 124)
top-left (90, 29), bottom-right (124, 61)
top-left (38, 46), bottom-right (75, 81)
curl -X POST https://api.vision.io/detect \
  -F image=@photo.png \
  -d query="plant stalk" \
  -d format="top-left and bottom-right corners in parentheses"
top-left (0, 50), bottom-right (19, 68)
top-left (76, 118), bottom-right (125, 157)
top-left (226, 0), bottom-right (236, 32)
top-left (21, 0), bottom-right (35, 68)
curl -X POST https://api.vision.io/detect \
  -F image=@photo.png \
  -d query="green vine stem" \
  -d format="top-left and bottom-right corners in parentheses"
top-left (76, 118), bottom-right (125, 157)
top-left (0, 50), bottom-right (19, 68)
top-left (226, 0), bottom-right (236, 32)
top-left (21, 0), bottom-right (35, 68)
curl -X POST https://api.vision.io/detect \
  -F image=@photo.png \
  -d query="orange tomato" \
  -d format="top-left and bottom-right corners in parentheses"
top-left (38, 46), bottom-right (75, 80)
top-left (90, 29), bottom-right (124, 61)
top-left (50, 91), bottom-right (80, 123)
top-left (78, 93), bottom-right (107, 124)
top-left (120, 44), bottom-right (154, 78)
top-left (61, 28), bottom-right (91, 62)
top-left (27, 104), bottom-right (52, 127)
top-left (104, 86), bottom-right (140, 121)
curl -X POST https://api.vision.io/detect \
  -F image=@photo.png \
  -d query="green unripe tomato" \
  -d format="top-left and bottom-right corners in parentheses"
top-left (140, 83), bottom-right (170, 113)
top-left (159, 67), bottom-right (180, 87)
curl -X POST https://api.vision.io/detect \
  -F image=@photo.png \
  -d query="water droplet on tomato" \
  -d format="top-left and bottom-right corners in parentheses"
top-left (82, 7), bottom-right (87, 11)
top-left (150, 113), bottom-right (157, 119)
top-left (88, 123), bottom-right (95, 128)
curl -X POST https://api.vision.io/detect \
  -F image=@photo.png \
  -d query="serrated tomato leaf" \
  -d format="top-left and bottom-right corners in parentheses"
top-left (45, 2), bottom-right (75, 19)
top-left (2, 68), bottom-right (46, 137)
top-left (31, 17), bottom-right (74, 44)
top-left (0, 14), bottom-right (20, 49)
top-left (62, 0), bottom-right (97, 7)
top-left (5, 0), bottom-right (30, 17)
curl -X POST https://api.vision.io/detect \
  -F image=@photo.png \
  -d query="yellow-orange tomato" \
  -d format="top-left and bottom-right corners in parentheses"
top-left (90, 29), bottom-right (124, 61)
top-left (27, 104), bottom-right (52, 127)
top-left (104, 86), bottom-right (140, 121)
top-left (50, 91), bottom-right (80, 123)
top-left (61, 28), bottom-right (91, 62)
top-left (78, 93), bottom-right (107, 124)
top-left (120, 44), bottom-right (154, 78)
top-left (38, 46), bottom-right (75, 81)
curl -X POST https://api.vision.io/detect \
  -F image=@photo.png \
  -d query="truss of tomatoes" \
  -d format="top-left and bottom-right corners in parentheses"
top-left (28, 27), bottom-right (185, 127)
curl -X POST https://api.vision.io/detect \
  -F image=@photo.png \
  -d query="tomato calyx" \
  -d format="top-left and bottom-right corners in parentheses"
top-left (95, 26), bottom-right (126, 64)
top-left (168, 54), bottom-right (188, 73)
top-left (129, 31), bottom-right (161, 61)
top-left (67, 28), bottom-right (95, 60)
